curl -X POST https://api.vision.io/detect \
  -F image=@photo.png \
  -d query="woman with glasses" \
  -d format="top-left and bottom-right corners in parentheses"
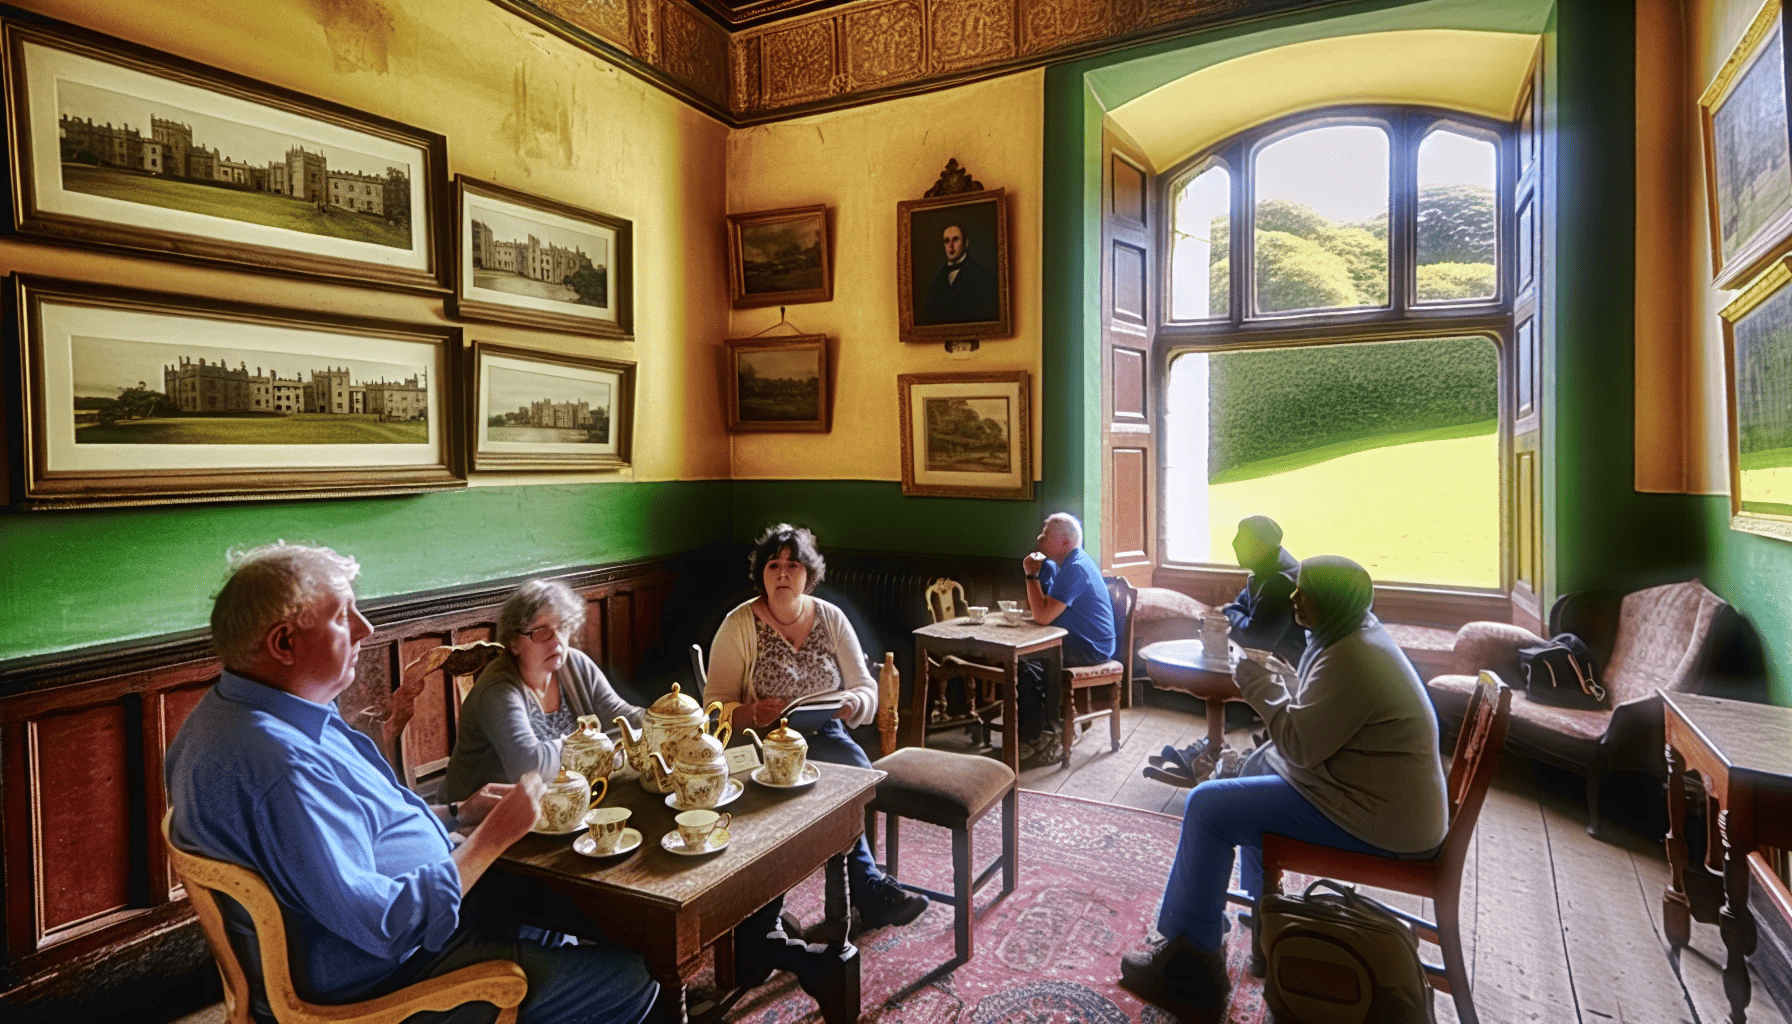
top-left (443, 579), bottom-right (644, 803)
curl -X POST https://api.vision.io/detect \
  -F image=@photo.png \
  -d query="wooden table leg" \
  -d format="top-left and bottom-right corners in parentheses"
top-left (1206, 698), bottom-right (1227, 754)
top-left (1663, 743), bottom-right (1692, 949)
top-left (1003, 652), bottom-right (1020, 777)
top-left (648, 966), bottom-right (687, 1024)
top-left (912, 637), bottom-right (931, 750)
top-left (1718, 808), bottom-right (1758, 1024)
top-left (794, 850), bottom-right (861, 1024)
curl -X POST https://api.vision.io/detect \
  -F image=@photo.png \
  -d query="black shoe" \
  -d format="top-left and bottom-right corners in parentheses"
top-left (854, 874), bottom-right (930, 932)
top-left (1118, 936), bottom-right (1230, 1017)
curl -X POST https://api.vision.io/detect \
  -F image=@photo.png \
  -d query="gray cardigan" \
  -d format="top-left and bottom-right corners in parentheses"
top-left (1234, 622), bottom-right (1449, 854)
top-left (441, 647), bottom-right (642, 802)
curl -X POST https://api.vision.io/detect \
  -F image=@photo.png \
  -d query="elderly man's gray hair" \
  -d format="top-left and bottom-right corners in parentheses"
top-left (498, 579), bottom-right (587, 649)
top-left (210, 542), bottom-right (360, 670)
top-left (1046, 512), bottom-right (1084, 547)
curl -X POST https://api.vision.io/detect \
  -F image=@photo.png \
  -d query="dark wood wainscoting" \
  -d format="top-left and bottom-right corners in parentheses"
top-left (0, 555), bottom-right (682, 1011)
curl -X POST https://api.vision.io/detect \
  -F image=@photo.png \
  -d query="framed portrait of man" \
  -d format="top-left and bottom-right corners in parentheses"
top-left (896, 188), bottom-right (1011, 343)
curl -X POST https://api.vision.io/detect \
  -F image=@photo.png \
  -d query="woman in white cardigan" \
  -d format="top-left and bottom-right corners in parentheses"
top-left (707, 524), bottom-right (928, 953)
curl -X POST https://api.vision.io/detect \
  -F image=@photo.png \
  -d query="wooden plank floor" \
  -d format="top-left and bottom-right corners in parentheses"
top-left (930, 701), bottom-right (1789, 1024)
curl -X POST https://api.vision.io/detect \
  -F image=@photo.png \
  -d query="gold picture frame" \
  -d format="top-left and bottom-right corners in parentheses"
top-left (724, 334), bottom-right (830, 433)
top-left (726, 205), bottom-right (831, 308)
top-left (896, 188), bottom-right (1012, 344)
top-left (1720, 254), bottom-right (1792, 540)
top-left (897, 370), bottom-right (1032, 499)
top-left (1700, 0), bottom-right (1792, 289)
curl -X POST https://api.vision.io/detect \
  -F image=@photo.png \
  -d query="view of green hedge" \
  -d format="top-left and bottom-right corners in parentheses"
top-left (1208, 336), bottom-right (1498, 479)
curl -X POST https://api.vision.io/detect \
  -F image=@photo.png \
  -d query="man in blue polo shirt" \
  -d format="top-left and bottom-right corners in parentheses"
top-left (1018, 513), bottom-right (1116, 764)
top-left (165, 542), bottom-right (658, 1024)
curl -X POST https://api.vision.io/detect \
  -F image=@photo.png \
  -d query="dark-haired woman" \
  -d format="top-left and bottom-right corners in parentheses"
top-left (707, 524), bottom-right (928, 964)
top-left (1120, 555), bottom-right (1448, 1018)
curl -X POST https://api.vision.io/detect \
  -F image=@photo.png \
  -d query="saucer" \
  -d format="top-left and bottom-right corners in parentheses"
top-left (750, 763), bottom-right (820, 789)
top-left (661, 827), bottom-right (731, 856)
top-left (530, 819), bottom-right (590, 837)
top-left (664, 778), bottom-right (744, 811)
top-left (573, 828), bottom-right (643, 858)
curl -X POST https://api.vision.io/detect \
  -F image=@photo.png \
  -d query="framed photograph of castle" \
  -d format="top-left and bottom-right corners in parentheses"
top-left (452, 176), bottom-right (633, 339)
top-left (1, 15), bottom-right (446, 293)
top-left (1699, 0), bottom-right (1792, 288)
top-left (724, 334), bottom-right (829, 432)
top-left (726, 205), bottom-right (831, 308)
top-left (471, 342), bottom-right (634, 471)
top-left (896, 370), bottom-right (1032, 500)
top-left (1721, 255), bottom-right (1792, 540)
top-left (9, 275), bottom-right (465, 508)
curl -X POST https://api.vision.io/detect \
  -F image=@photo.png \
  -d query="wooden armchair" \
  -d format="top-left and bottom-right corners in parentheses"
top-left (387, 640), bottom-right (507, 793)
top-left (1257, 671), bottom-right (1512, 1024)
top-left (912, 577), bottom-right (1009, 747)
top-left (163, 811), bottom-right (527, 1024)
top-left (1051, 576), bottom-right (1136, 767)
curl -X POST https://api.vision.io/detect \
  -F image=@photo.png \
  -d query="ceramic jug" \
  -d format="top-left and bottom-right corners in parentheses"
top-left (616, 683), bottom-right (731, 793)
top-left (561, 714), bottom-right (620, 784)
top-left (743, 718), bottom-right (809, 785)
top-left (647, 732), bottom-right (731, 808)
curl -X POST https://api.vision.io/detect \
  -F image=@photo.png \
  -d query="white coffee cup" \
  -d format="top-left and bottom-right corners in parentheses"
top-left (585, 806), bottom-right (631, 854)
top-left (675, 809), bottom-right (730, 848)
top-left (967, 605), bottom-right (989, 623)
top-left (998, 599), bottom-right (1019, 613)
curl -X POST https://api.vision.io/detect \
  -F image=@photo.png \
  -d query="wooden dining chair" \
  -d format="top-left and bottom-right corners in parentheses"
top-left (1053, 576), bottom-right (1136, 767)
top-left (915, 577), bottom-right (1009, 748)
top-left (163, 810), bottom-right (527, 1024)
top-left (1255, 671), bottom-right (1513, 1024)
top-left (387, 640), bottom-right (506, 792)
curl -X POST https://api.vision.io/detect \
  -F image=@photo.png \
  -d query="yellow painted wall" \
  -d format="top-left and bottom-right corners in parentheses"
top-left (9, 0), bottom-right (733, 486)
top-left (723, 72), bottom-right (1044, 482)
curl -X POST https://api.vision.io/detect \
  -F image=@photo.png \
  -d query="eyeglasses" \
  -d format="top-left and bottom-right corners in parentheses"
top-left (520, 624), bottom-right (564, 644)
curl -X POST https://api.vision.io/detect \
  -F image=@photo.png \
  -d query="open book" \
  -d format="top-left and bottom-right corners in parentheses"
top-left (714, 690), bottom-right (849, 732)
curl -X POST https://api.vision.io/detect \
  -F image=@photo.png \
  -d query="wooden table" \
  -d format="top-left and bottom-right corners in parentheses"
top-left (1662, 690), bottom-right (1792, 1024)
top-left (1139, 638), bottom-right (1243, 754)
top-left (498, 762), bottom-right (885, 1024)
top-left (912, 616), bottom-right (1067, 776)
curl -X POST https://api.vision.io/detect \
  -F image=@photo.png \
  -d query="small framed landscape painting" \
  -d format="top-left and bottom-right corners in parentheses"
top-left (453, 176), bottom-right (633, 339)
top-left (724, 334), bottom-right (829, 432)
top-left (726, 205), bottom-right (831, 308)
top-left (896, 188), bottom-right (1011, 344)
top-left (472, 342), bottom-right (634, 471)
top-left (897, 370), bottom-right (1032, 500)
top-left (1700, 0), bottom-right (1792, 288)
top-left (2, 16), bottom-right (446, 292)
top-left (1722, 255), bottom-right (1792, 540)
top-left (10, 275), bottom-right (464, 507)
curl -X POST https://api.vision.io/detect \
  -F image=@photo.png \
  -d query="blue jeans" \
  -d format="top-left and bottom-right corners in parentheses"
top-left (804, 718), bottom-right (882, 895)
top-left (1156, 753), bottom-right (1396, 953)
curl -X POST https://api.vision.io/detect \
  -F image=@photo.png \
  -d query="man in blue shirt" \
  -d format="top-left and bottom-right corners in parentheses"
top-left (165, 543), bottom-right (658, 1024)
top-left (1018, 513), bottom-right (1117, 763)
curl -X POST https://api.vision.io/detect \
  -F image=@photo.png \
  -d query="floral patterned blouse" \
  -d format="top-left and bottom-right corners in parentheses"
top-left (751, 614), bottom-right (845, 704)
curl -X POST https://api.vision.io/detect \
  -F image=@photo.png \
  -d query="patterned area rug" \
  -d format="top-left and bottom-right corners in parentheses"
top-left (705, 790), bottom-right (1269, 1024)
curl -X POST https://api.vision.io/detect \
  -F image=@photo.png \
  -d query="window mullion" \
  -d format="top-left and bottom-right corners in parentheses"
top-left (1230, 138), bottom-right (1248, 328)
top-left (1390, 110), bottom-right (1419, 314)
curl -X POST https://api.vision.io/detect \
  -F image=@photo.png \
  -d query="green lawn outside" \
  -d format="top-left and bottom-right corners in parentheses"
top-left (62, 165), bottom-right (410, 249)
top-left (1738, 445), bottom-right (1792, 471)
top-left (1741, 500), bottom-right (1792, 517)
top-left (76, 414), bottom-right (427, 445)
top-left (1209, 418), bottom-right (1498, 484)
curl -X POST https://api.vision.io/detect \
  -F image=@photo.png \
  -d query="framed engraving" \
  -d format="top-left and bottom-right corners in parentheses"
top-left (897, 370), bottom-right (1032, 499)
top-left (726, 205), bottom-right (831, 308)
top-left (471, 342), bottom-right (634, 472)
top-left (724, 334), bottom-right (828, 433)
top-left (10, 275), bottom-right (464, 508)
top-left (2, 15), bottom-right (446, 292)
top-left (452, 176), bottom-right (633, 339)
top-left (896, 188), bottom-right (1011, 344)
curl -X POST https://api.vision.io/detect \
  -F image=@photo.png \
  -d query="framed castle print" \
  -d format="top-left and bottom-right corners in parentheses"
top-left (2, 15), bottom-right (446, 292)
top-left (897, 370), bottom-right (1032, 500)
top-left (471, 342), bottom-right (634, 471)
top-left (10, 275), bottom-right (465, 508)
top-left (452, 176), bottom-right (633, 339)
top-left (1700, 0), bottom-right (1792, 288)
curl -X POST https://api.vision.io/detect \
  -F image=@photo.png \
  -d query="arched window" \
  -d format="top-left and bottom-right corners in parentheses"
top-left (1157, 106), bottom-right (1512, 591)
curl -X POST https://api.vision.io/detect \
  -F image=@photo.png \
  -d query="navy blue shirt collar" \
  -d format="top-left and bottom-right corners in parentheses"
top-left (216, 669), bottom-right (335, 742)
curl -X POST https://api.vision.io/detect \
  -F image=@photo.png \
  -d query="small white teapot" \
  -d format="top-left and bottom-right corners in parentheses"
top-left (743, 718), bottom-right (809, 785)
top-left (561, 714), bottom-right (621, 784)
top-left (648, 732), bottom-right (731, 809)
top-left (534, 765), bottom-right (608, 833)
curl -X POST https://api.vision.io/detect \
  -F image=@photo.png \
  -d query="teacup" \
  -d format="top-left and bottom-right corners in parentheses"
top-left (998, 599), bottom-right (1019, 613)
top-left (674, 809), bottom-right (730, 849)
top-left (585, 806), bottom-right (632, 854)
top-left (966, 605), bottom-right (989, 623)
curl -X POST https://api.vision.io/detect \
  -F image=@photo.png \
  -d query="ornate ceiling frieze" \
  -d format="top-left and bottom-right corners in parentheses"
top-left (493, 0), bottom-right (1348, 126)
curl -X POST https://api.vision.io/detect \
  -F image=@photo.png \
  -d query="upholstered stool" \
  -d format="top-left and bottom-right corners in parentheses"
top-left (866, 746), bottom-right (1018, 968)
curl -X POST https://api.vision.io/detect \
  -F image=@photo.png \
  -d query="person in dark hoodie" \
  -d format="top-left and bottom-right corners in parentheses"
top-left (1220, 515), bottom-right (1306, 666)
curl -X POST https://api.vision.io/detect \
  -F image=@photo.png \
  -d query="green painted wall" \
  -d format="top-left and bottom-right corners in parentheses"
top-left (1701, 497), bottom-right (1792, 704)
top-left (730, 481), bottom-right (1044, 557)
top-left (0, 481), bottom-right (731, 662)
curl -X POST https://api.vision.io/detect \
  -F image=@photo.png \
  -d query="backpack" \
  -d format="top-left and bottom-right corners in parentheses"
top-left (1260, 878), bottom-right (1435, 1024)
top-left (1517, 632), bottom-right (1607, 710)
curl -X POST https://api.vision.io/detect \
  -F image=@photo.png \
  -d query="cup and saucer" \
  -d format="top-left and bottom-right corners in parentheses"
top-left (662, 809), bottom-right (731, 856)
top-left (750, 762), bottom-right (820, 789)
top-left (574, 829), bottom-right (642, 858)
top-left (664, 777), bottom-right (744, 811)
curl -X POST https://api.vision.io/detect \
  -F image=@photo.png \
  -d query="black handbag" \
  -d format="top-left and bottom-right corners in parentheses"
top-left (1517, 633), bottom-right (1607, 710)
top-left (1260, 878), bottom-right (1434, 1024)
